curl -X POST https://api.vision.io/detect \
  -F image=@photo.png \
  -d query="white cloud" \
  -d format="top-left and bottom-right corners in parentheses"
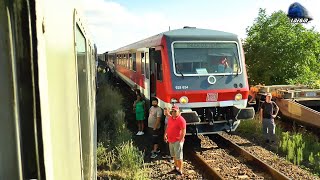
top-left (81, 0), bottom-right (320, 54)
top-left (81, 0), bottom-right (171, 53)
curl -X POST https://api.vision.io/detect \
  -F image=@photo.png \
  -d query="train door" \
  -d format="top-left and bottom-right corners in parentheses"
top-left (149, 48), bottom-right (157, 99)
top-left (139, 48), bottom-right (151, 102)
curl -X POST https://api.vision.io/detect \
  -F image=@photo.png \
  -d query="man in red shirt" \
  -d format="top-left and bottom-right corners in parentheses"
top-left (164, 105), bottom-right (186, 176)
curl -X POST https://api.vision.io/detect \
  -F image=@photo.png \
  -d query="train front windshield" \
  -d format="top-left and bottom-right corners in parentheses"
top-left (172, 42), bottom-right (241, 76)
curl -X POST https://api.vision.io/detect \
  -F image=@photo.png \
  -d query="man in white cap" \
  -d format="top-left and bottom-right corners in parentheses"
top-left (164, 105), bottom-right (186, 176)
top-left (260, 93), bottom-right (279, 143)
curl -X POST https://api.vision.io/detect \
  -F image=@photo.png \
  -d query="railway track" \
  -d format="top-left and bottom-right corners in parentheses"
top-left (186, 134), bottom-right (291, 180)
top-left (108, 80), bottom-right (317, 179)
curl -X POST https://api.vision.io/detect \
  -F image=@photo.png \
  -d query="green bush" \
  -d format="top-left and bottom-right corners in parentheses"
top-left (97, 142), bottom-right (115, 170)
top-left (279, 131), bottom-right (320, 174)
top-left (237, 116), bottom-right (263, 139)
top-left (279, 132), bottom-right (305, 165)
top-left (116, 141), bottom-right (147, 179)
top-left (97, 140), bottom-right (147, 179)
top-left (111, 110), bottom-right (132, 147)
top-left (96, 83), bottom-right (123, 125)
top-left (238, 116), bottom-right (320, 175)
top-left (96, 82), bottom-right (148, 179)
top-left (96, 83), bottom-right (124, 144)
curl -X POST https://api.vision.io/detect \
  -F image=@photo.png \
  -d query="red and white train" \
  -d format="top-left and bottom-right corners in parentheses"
top-left (107, 27), bottom-right (254, 135)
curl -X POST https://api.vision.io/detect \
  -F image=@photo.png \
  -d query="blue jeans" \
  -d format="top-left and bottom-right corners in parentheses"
top-left (262, 118), bottom-right (276, 141)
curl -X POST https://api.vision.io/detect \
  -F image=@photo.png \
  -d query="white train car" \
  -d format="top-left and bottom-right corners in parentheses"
top-left (0, 0), bottom-right (97, 179)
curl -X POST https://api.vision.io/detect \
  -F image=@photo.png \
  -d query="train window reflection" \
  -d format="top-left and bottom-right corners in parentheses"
top-left (173, 42), bottom-right (241, 75)
top-left (75, 24), bottom-right (90, 179)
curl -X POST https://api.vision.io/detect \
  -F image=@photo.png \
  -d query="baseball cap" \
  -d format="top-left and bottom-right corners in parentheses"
top-left (171, 105), bottom-right (179, 111)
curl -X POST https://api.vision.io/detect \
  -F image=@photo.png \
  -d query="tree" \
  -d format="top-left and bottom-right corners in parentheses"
top-left (244, 8), bottom-right (320, 88)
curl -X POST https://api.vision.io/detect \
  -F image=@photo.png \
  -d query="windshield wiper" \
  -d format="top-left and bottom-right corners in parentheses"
top-left (233, 51), bottom-right (240, 77)
top-left (175, 63), bottom-right (184, 79)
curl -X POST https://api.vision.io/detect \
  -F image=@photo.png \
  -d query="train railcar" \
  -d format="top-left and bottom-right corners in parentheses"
top-left (108, 27), bottom-right (254, 135)
top-left (0, 0), bottom-right (97, 179)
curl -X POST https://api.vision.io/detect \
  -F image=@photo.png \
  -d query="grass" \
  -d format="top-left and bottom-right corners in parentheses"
top-left (96, 82), bottom-right (123, 125)
top-left (97, 141), bottom-right (148, 180)
top-left (279, 131), bottom-right (320, 174)
top-left (96, 74), bottom-right (148, 179)
top-left (237, 115), bottom-right (320, 176)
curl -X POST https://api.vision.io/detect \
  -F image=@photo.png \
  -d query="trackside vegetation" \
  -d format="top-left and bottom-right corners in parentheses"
top-left (244, 9), bottom-right (320, 88)
top-left (241, 7), bottom-right (320, 176)
top-left (96, 70), bottom-right (147, 180)
top-left (237, 117), bottom-right (320, 176)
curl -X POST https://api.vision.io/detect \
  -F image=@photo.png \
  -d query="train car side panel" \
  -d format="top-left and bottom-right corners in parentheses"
top-left (0, 2), bottom-right (24, 179)
top-left (41, 2), bottom-right (82, 179)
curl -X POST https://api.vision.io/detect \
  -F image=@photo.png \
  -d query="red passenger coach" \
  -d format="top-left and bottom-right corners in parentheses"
top-left (108, 27), bottom-right (255, 135)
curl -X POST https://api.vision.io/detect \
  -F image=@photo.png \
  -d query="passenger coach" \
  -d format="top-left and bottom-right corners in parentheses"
top-left (108, 27), bottom-right (254, 135)
top-left (0, 1), bottom-right (97, 179)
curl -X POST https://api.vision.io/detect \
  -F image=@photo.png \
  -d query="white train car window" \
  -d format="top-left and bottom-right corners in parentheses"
top-left (141, 52), bottom-right (145, 75)
top-left (75, 24), bottom-right (91, 179)
top-left (132, 53), bottom-right (136, 71)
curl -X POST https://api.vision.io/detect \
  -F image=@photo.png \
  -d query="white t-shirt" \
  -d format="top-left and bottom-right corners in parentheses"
top-left (148, 106), bottom-right (162, 129)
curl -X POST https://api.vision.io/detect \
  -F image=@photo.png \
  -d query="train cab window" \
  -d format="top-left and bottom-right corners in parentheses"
top-left (141, 52), bottom-right (145, 75)
top-left (155, 50), bottom-right (163, 81)
top-left (173, 42), bottom-right (241, 75)
top-left (75, 25), bottom-right (90, 179)
top-left (132, 53), bottom-right (136, 71)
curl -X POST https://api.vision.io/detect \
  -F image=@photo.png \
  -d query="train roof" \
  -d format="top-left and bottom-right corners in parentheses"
top-left (109, 28), bottom-right (239, 53)
top-left (164, 27), bottom-right (238, 38)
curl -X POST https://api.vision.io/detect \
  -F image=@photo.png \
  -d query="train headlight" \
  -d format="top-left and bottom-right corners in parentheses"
top-left (235, 93), bottom-right (242, 101)
top-left (170, 98), bottom-right (178, 103)
top-left (179, 96), bottom-right (189, 104)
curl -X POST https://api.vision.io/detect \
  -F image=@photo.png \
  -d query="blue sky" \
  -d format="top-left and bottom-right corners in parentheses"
top-left (81, 0), bottom-right (320, 53)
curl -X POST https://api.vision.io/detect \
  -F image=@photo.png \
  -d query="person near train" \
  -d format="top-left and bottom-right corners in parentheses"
top-left (260, 93), bottom-right (279, 143)
top-left (164, 105), bottom-right (186, 176)
top-left (162, 107), bottom-right (172, 160)
top-left (133, 93), bottom-right (145, 135)
top-left (148, 97), bottom-right (162, 158)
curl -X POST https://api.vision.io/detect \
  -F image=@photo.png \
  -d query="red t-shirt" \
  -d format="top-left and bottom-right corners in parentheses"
top-left (166, 115), bottom-right (186, 143)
